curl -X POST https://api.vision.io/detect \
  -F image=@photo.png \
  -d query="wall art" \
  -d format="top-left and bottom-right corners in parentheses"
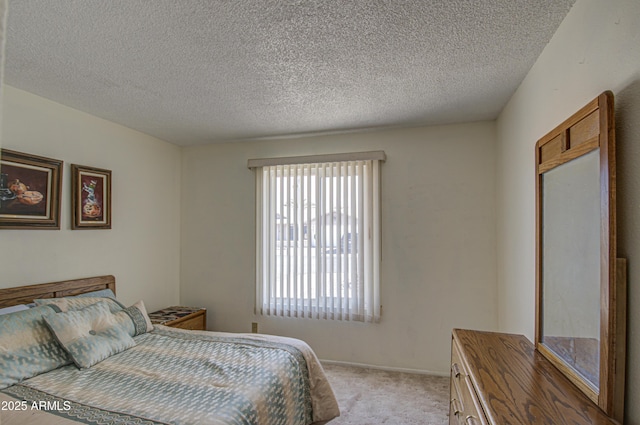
top-left (71, 164), bottom-right (111, 229)
top-left (0, 149), bottom-right (63, 229)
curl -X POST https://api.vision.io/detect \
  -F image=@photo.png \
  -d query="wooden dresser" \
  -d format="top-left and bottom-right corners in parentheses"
top-left (450, 329), bottom-right (620, 425)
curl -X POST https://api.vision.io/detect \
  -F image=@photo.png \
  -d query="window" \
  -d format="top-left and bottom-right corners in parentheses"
top-left (250, 152), bottom-right (384, 322)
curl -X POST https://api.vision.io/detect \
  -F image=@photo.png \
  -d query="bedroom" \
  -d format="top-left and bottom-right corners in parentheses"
top-left (1, 0), bottom-right (639, 423)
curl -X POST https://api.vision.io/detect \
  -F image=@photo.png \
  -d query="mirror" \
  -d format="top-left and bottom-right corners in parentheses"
top-left (535, 91), bottom-right (626, 422)
top-left (541, 148), bottom-right (601, 388)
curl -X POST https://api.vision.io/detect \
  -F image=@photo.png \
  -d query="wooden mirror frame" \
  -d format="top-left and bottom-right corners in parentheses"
top-left (535, 91), bottom-right (626, 422)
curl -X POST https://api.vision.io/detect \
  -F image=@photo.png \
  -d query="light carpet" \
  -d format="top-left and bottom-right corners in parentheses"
top-left (321, 363), bottom-right (449, 425)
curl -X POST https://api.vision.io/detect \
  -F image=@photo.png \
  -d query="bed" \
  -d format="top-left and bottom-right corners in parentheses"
top-left (0, 275), bottom-right (340, 425)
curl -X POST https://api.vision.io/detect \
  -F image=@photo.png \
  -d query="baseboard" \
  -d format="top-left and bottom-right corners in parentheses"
top-left (320, 359), bottom-right (449, 377)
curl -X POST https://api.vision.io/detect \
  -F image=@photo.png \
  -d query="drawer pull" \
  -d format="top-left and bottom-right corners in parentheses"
top-left (451, 362), bottom-right (462, 378)
top-left (465, 416), bottom-right (480, 425)
top-left (450, 398), bottom-right (463, 416)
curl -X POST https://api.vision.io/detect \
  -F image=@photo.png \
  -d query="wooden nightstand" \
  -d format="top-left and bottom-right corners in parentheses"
top-left (148, 306), bottom-right (207, 331)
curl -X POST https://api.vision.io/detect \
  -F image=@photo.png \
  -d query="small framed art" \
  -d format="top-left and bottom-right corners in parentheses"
top-left (71, 164), bottom-right (112, 229)
top-left (0, 149), bottom-right (63, 229)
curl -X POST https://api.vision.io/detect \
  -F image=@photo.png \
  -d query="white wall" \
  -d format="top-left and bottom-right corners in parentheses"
top-left (496, 0), bottom-right (640, 421)
top-left (181, 123), bottom-right (498, 374)
top-left (0, 86), bottom-right (182, 312)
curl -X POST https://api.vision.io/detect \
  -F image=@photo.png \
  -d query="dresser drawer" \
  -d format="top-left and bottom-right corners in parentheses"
top-left (450, 337), bottom-right (487, 425)
top-left (171, 313), bottom-right (206, 330)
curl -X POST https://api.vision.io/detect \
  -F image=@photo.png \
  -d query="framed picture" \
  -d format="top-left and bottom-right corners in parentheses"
top-left (71, 164), bottom-right (112, 229)
top-left (0, 149), bottom-right (63, 229)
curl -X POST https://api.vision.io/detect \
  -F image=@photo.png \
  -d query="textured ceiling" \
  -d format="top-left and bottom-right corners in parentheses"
top-left (5, 0), bottom-right (576, 146)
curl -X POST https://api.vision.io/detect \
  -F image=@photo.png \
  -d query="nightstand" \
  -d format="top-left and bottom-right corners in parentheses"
top-left (148, 306), bottom-right (207, 331)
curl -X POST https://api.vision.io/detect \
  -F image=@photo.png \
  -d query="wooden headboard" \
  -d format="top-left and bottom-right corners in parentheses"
top-left (0, 275), bottom-right (116, 308)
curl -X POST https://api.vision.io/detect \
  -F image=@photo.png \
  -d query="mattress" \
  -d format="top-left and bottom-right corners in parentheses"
top-left (1, 326), bottom-right (339, 425)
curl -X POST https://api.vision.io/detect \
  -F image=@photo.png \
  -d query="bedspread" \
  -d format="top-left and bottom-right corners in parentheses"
top-left (2, 327), bottom-right (339, 425)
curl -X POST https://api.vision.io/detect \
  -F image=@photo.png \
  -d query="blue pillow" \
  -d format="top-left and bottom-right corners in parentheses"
top-left (113, 300), bottom-right (154, 337)
top-left (35, 296), bottom-right (153, 337)
top-left (74, 289), bottom-right (116, 299)
top-left (0, 304), bottom-right (29, 316)
top-left (43, 301), bottom-right (135, 369)
top-left (0, 305), bottom-right (71, 389)
top-left (34, 296), bottom-right (124, 314)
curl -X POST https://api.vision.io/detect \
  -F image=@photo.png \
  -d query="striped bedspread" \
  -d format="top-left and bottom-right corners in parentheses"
top-left (2, 327), bottom-right (339, 425)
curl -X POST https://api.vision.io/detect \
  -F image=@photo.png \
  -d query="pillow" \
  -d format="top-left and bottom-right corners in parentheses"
top-left (0, 305), bottom-right (71, 389)
top-left (114, 300), bottom-right (154, 337)
top-left (0, 304), bottom-right (29, 316)
top-left (43, 301), bottom-right (135, 369)
top-left (35, 296), bottom-right (152, 337)
top-left (35, 296), bottom-right (125, 314)
top-left (74, 288), bottom-right (117, 300)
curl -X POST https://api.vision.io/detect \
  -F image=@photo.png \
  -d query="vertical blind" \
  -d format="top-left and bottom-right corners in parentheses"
top-left (254, 158), bottom-right (381, 322)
